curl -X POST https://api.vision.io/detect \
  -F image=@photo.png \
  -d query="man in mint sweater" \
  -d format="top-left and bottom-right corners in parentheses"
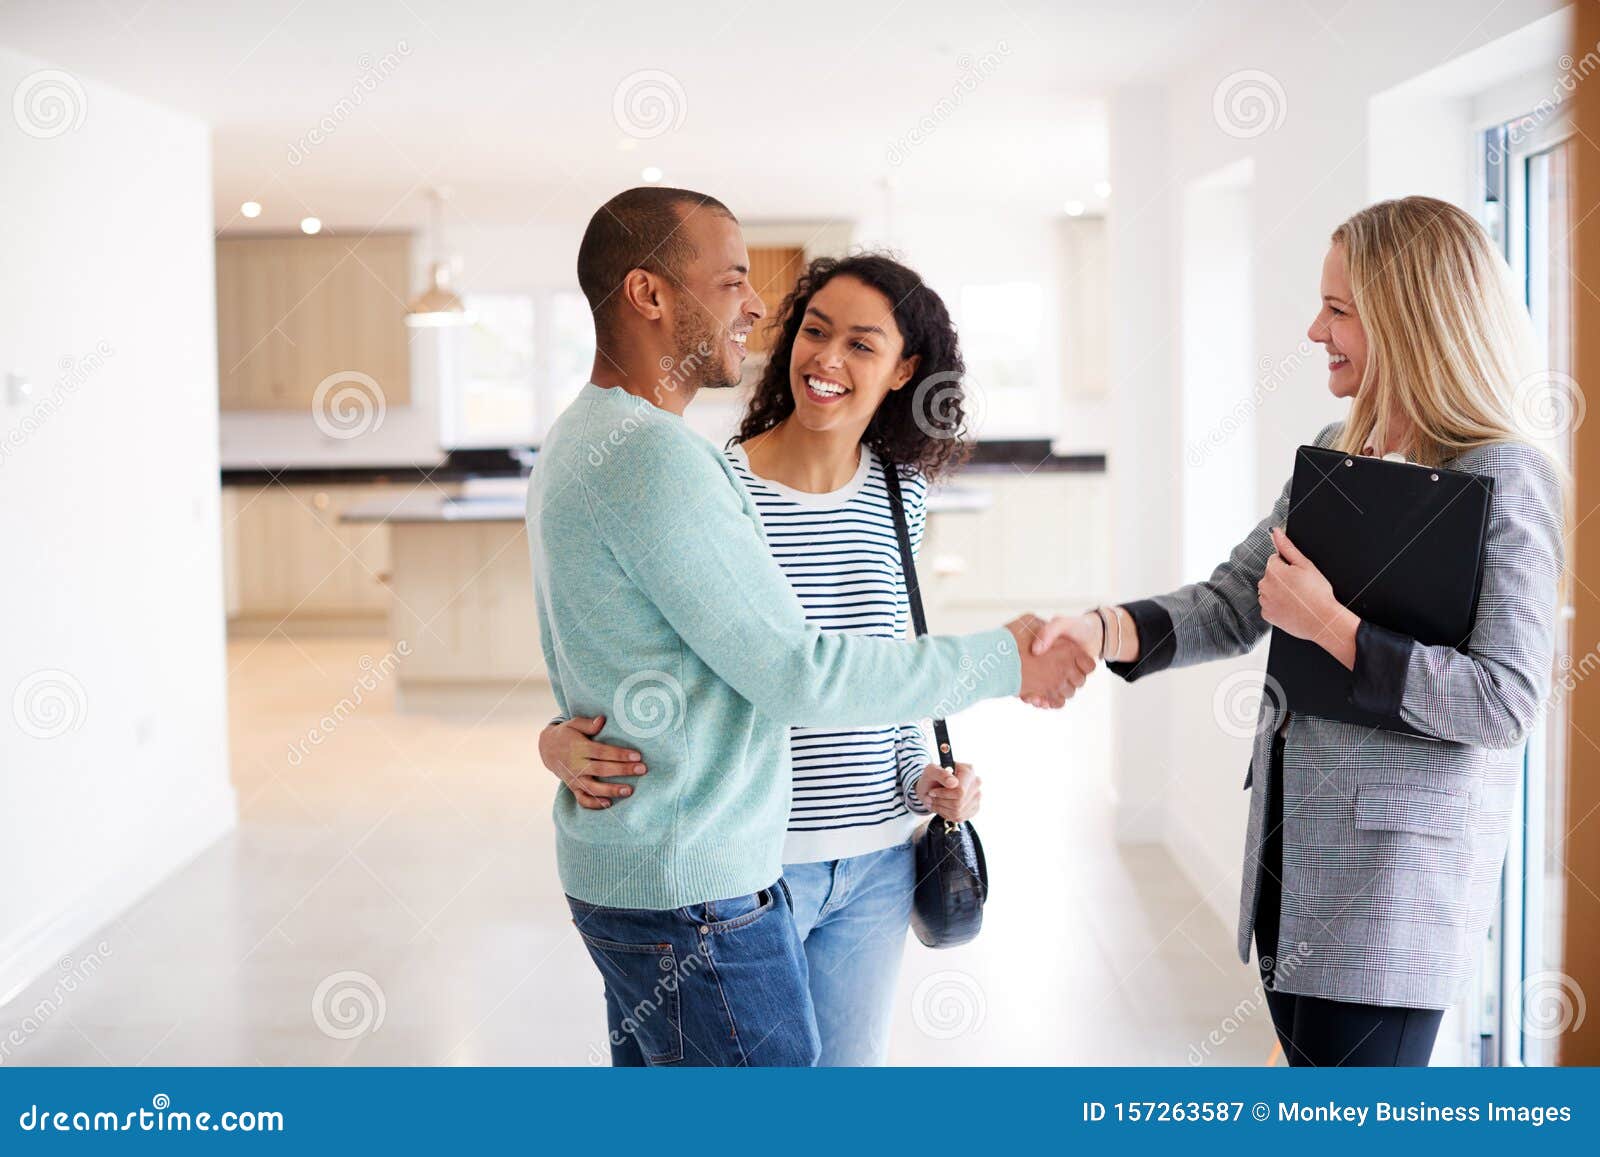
top-left (526, 187), bottom-right (1093, 1066)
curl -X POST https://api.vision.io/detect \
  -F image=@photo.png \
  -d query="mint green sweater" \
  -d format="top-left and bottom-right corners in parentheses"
top-left (525, 383), bottom-right (1021, 909)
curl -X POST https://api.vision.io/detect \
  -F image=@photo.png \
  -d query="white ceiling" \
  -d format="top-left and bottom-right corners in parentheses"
top-left (0, 0), bottom-right (1263, 231)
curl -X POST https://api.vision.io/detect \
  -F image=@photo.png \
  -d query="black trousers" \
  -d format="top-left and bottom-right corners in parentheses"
top-left (1254, 731), bottom-right (1444, 1067)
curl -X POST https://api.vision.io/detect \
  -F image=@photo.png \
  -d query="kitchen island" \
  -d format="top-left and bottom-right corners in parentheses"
top-left (339, 477), bottom-right (1011, 718)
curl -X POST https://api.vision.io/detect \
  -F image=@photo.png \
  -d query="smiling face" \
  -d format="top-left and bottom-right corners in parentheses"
top-left (787, 275), bottom-right (918, 437)
top-left (1306, 242), bottom-right (1369, 400)
top-left (664, 210), bottom-right (764, 391)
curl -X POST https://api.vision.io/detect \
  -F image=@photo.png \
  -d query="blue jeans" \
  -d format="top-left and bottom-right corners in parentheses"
top-left (567, 880), bottom-right (820, 1067)
top-left (784, 840), bottom-right (916, 1066)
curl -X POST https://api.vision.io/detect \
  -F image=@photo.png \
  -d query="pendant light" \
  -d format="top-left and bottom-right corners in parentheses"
top-left (406, 188), bottom-right (468, 327)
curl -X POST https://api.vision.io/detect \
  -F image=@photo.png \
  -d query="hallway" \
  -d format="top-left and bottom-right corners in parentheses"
top-left (3, 636), bottom-right (1274, 1066)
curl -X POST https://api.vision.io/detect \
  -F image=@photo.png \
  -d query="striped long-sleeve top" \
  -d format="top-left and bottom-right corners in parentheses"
top-left (724, 442), bottom-right (935, 866)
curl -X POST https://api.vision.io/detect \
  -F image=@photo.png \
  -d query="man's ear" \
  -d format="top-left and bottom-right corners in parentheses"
top-left (619, 268), bottom-right (667, 323)
top-left (890, 354), bottom-right (921, 391)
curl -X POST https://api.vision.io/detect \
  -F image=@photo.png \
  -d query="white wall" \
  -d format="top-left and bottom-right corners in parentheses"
top-left (1107, 0), bottom-right (1569, 925)
top-left (856, 207), bottom-right (1067, 442)
top-left (0, 45), bottom-right (236, 1002)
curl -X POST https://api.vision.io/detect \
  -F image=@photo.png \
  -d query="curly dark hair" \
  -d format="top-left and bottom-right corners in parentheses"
top-left (734, 252), bottom-right (972, 480)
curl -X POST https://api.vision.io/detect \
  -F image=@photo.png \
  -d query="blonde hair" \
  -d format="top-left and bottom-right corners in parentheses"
top-left (1331, 196), bottom-right (1542, 467)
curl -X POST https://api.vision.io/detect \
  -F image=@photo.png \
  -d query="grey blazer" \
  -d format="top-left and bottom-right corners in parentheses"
top-left (1112, 422), bottom-right (1564, 1009)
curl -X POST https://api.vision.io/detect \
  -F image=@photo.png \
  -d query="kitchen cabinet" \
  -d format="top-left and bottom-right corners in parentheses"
top-left (921, 471), bottom-right (1110, 633)
top-left (216, 234), bottom-right (412, 412)
top-left (222, 483), bottom-right (394, 634)
top-left (746, 246), bottom-right (805, 355)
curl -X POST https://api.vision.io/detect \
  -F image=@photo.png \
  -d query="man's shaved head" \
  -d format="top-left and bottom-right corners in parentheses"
top-left (576, 186), bottom-right (736, 342)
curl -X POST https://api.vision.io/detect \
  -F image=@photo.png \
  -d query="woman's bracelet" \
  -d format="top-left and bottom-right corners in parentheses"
top-left (1092, 606), bottom-right (1115, 662)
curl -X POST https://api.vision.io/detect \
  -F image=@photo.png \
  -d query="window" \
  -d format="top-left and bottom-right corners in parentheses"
top-left (1478, 106), bottom-right (1575, 1067)
top-left (447, 294), bottom-right (537, 449)
top-left (439, 289), bottom-right (596, 449)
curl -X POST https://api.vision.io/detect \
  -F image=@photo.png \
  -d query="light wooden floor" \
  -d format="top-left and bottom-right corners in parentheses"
top-left (1, 635), bottom-right (1276, 1066)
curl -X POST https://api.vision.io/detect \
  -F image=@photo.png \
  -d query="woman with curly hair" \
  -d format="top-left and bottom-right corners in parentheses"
top-left (540, 252), bottom-right (982, 1065)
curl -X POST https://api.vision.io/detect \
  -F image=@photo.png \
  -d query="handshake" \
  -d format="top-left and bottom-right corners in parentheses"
top-left (1003, 611), bottom-right (1116, 709)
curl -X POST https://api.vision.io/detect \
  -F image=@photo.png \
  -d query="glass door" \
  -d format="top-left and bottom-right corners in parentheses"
top-left (1478, 110), bottom-right (1575, 1067)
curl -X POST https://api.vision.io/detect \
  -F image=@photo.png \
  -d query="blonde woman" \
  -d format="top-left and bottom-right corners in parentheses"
top-left (1035, 196), bottom-right (1564, 1066)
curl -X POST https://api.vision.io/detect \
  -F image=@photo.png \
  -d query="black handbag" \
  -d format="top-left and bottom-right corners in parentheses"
top-left (882, 465), bottom-right (989, 949)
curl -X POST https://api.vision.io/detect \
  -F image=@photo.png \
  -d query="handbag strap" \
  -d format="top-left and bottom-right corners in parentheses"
top-left (881, 462), bottom-right (957, 773)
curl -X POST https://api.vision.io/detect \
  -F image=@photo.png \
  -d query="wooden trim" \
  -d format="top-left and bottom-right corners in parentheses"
top-left (746, 246), bottom-right (805, 355)
top-left (1562, 0), bottom-right (1600, 1067)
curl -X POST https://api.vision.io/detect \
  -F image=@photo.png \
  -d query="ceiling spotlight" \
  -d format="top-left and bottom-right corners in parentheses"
top-left (1093, 180), bottom-right (1112, 198)
top-left (240, 200), bottom-right (262, 219)
top-left (300, 216), bottom-right (322, 235)
top-left (641, 166), bottom-right (663, 184)
top-left (1063, 200), bottom-right (1086, 217)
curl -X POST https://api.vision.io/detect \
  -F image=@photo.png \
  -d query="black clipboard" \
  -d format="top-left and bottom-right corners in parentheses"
top-left (1263, 445), bottom-right (1494, 736)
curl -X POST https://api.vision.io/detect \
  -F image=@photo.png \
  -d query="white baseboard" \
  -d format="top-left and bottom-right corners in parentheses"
top-left (1163, 808), bottom-right (1241, 931)
top-left (0, 783), bottom-right (238, 1008)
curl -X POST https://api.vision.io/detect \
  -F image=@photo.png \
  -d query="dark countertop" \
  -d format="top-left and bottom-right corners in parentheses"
top-left (222, 440), bottom-right (1105, 488)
